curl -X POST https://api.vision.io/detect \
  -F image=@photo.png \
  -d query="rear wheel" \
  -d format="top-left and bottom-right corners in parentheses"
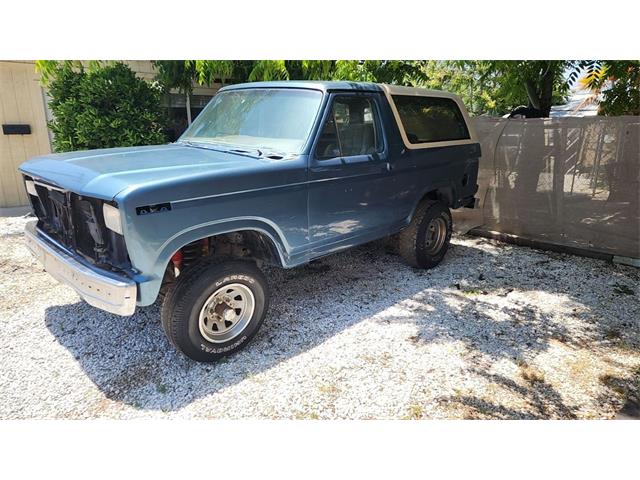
top-left (399, 200), bottom-right (452, 269)
top-left (161, 259), bottom-right (269, 362)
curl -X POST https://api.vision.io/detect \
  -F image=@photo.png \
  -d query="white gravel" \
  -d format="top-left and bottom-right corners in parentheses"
top-left (1, 214), bottom-right (638, 419)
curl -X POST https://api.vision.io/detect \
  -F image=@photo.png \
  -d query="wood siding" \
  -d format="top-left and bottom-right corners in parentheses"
top-left (0, 61), bottom-right (51, 207)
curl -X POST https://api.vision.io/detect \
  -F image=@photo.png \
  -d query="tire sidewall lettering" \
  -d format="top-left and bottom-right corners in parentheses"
top-left (214, 274), bottom-right (255, 288)
top-left (189, 269), bottom-right (265, 357)
top-left (200, 335), bottom-right (248, 354)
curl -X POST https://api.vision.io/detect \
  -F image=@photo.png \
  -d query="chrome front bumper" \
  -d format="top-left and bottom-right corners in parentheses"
top-left (24, 220), bottom-right (137, 316)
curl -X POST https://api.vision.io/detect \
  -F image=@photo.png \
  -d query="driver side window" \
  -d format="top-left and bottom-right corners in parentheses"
top-left (316, 96), bottom-right (381, 160)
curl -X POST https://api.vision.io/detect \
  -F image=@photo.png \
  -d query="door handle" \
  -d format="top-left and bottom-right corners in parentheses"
top-left (384, 162), bottom-right (394, 172)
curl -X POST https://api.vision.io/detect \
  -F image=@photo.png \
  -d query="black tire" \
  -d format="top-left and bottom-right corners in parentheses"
top-left (399, 200), bottom-right (452, 269)
top-left (161, 259), bottom-right (269, 362)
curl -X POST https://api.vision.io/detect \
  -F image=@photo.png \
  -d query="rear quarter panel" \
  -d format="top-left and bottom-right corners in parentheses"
top-left (391, 143), bottom-right (481, 222)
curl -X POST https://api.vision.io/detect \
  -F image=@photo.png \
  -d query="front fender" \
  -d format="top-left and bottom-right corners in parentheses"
top-left (136, 217), bottom-right (291, 306)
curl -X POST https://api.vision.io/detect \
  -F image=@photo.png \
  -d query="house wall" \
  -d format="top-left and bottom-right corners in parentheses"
top-left (0, 61), bottom-right (51, 207)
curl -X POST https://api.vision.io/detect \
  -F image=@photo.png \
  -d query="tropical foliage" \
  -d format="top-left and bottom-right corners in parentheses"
top-left (36, 60), bottom-right (639, 153)
top-left (186, 60), bottom-right (572, 116)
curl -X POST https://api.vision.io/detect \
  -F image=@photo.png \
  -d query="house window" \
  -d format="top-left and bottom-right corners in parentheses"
top-left (163, 93), bottom-right (214, 142)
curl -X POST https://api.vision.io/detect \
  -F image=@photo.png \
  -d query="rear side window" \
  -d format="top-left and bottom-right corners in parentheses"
top-left (392, 95), bottom-right (470, 144)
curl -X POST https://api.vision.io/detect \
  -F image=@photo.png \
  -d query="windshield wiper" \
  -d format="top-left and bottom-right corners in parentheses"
top-left (178, 140), bottom-right (228, 153)
top-left (180, 141), bottom-right (292, 160)
top-left (228, 147), bottom-right (263, 157)
top-left (179, 140), bottom-right (261, 157)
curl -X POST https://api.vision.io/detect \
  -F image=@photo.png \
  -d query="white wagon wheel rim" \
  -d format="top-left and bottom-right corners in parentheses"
top-left (198, 283), bottom-right (255, 343)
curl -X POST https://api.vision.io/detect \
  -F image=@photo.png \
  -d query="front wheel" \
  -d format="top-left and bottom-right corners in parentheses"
top-left (399, 200), bottom-right (452, 269)
top-left (161, 259), bottom-right (269, 362)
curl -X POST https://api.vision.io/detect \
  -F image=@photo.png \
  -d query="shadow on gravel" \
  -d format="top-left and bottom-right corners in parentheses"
top-left (599, 368), bottom-right (640, 419)
top-left (44, 237), bottom-right (640, 416)
top-left (440, 370), bottom-right (579, 419)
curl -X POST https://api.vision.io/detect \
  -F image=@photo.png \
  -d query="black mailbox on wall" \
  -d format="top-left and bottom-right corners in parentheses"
top-left (2, 124), bottom-right (32, 135)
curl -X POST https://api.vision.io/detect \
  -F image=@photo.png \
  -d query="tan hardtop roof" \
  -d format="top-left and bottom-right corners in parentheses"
top-left (381, 84), bottom-right (461, 100)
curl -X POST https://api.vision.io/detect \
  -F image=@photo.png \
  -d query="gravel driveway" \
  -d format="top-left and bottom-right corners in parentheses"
top-left (1, 215), bottom-right (638, 419)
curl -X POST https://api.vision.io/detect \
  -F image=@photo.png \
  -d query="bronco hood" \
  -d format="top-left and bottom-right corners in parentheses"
top-left (19, 144), bottom-right (264, 201)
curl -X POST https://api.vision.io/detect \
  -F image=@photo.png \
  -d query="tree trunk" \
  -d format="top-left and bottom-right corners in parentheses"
top-left (523, 61), bottom-right (557, 117)
top-left (538, 62), bottom-right (557, 117)
top-left (524, 79), bottom-right (541, 110)
top-left (186, 91), bottom-right (192, 125)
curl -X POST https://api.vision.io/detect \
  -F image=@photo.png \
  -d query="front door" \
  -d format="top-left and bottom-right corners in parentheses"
top-left (307, 92), bottom-right (395, 254)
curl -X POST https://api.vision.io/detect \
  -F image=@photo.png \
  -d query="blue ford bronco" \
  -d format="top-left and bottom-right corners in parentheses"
top-left (20, 81), bottom-right (480, 361)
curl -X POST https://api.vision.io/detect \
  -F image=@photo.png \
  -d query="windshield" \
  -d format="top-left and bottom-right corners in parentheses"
top-left (179, 88), bottom-right (323, 154)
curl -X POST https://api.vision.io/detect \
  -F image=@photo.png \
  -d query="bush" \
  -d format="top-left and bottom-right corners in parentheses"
top-left (47, 62), bottom-right (167, 152)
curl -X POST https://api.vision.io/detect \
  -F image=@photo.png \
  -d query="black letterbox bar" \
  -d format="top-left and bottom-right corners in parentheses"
top-left (2, 124), bottom-right (31, 135)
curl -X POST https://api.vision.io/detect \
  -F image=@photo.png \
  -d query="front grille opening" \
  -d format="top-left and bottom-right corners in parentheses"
top-left (24, 175), bottom-right (132, 274)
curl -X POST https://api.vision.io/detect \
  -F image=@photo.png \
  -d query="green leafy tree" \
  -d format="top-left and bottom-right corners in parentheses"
top-left (578, 61), bottom-right (639, 116)
top-left (44, 62), bottom-right (166, 152)
top-left (186, 59), bottom-right (568, 116)
top-left (415, 61), bottom-right (527, 116)
top-left (472, 61), bottom-right (572, 117)
top-left (331, 60), bottom-right (428, 84)
top-left (442, 60), bottom-right (638, 117)
top-left (300, 60), bottom-right (335, 80)
top-left (247, 60), bottom-right (290, 81)
top-left (188, 60), bottom-right (428, 87)
top-left (152, 60), bottom-right (198, 124)
top-left (190, 60), bottom-right (235, 85)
